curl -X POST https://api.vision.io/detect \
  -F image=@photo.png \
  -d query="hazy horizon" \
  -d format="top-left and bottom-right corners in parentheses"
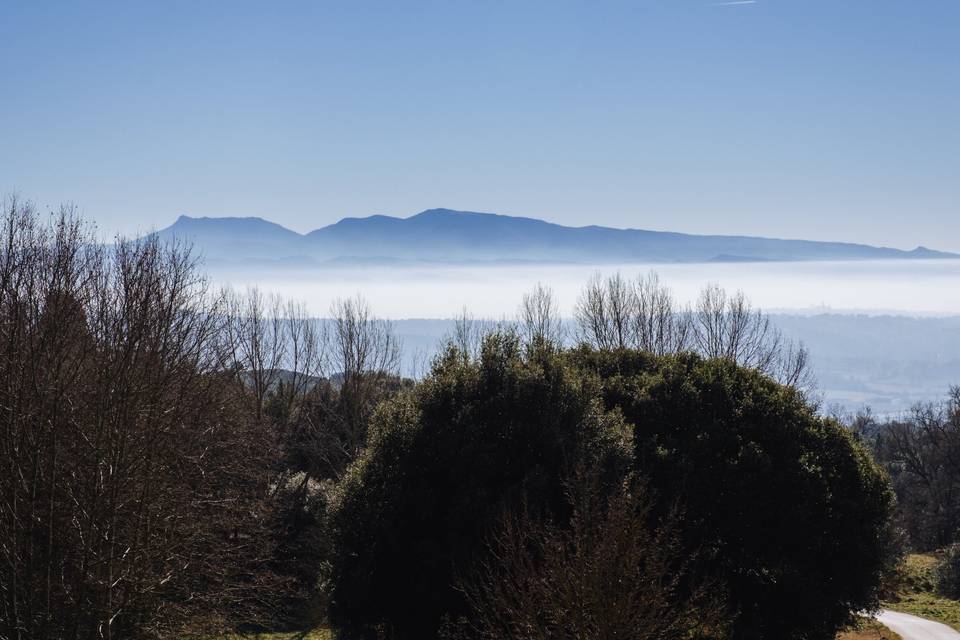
top-left (199, 258), bottom-right (960, 415)
top-left (3, 1), bottom-right (958, 250)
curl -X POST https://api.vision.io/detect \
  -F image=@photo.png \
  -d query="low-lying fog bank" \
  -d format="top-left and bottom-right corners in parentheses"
top-left (208, 259), bottom-right (960, 415)
top-left (209, 259), bottom-right (960, 318)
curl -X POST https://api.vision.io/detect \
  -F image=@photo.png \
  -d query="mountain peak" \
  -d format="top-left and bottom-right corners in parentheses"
top-left (159, 214), bottom-right (303, 239)
top-left (410, 208), bottom-right (489, 219)
top-left (908, 246), bottom-right (953, 258)
top-left (171, 214), bottom-right (274, 225)
top-left (406, 208), bottom-right (559, 230)
top-left (415, 208), bottom-right (458, 215)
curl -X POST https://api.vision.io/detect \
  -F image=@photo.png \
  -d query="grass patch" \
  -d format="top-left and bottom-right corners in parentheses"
top-left (883, 552), bottom-right (960, 632)
top-left (886, 591), bottom-right (960, 632)
top-left (837, 618), bottom-right (901, 640)
top-left (892, 553), bottom-right (939, 593)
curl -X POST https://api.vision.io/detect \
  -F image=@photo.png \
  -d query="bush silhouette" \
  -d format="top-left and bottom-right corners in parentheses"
top-left (937, 544), bottom-right (960, 599)
top-left (574, 348), bottom-right (895, 640)
top-left (329, 342), bottom-right (894, 640)
top-left (328, 335), bottom-right (630, 638)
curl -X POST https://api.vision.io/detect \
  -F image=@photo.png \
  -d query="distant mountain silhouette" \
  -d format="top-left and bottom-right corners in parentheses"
top-left (155, 208), bottom-right (958, 265)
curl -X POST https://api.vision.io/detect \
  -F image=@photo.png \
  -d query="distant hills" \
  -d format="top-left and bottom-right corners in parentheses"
top-left (154, 208), bottom-right (958, 266)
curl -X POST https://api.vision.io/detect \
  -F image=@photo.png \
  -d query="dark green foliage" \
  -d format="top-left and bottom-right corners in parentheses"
top-left (328, 342), bottom-right (895, 640)
top-left (280, 373), bottom-right (414, 483)
top-left (266, 372), bottom-right (413, 627)
top-left (937, 544), bottom-right (960, 599)
top-left (572, 348), bottom-right (896, 640)
top-left (454, 473), bottom-right (728, 640)
top-left (328, 334), bottom-right (630, 639)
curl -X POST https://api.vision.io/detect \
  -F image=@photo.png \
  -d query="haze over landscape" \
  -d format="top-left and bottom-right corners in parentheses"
top-left (3, 2), bottom-right (960, 639)
top-left (144, 207), bottom-right (960, 415)
top-left (6, 1), bottom-right (959, 413)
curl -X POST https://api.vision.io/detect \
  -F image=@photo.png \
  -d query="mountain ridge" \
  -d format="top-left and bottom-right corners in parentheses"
top-left (156, 208), bottom-right (959, 265)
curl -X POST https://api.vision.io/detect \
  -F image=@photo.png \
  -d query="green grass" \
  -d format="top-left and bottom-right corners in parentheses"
top-left (883, 553), bottom-right (960, 632)
top-left (892, 553), bottom-right (939, 593)
top-left (888, 591), bottom-right (960, 631)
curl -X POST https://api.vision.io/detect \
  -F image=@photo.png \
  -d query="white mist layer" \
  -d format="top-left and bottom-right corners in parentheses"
top-left (208, 259), bottom-right (960, 319)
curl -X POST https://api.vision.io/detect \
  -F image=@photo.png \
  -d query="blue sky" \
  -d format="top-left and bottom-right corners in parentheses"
top-left (1, 0), bottom-right (958, 249)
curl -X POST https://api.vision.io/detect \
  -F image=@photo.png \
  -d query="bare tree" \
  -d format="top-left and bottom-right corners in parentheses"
top-left (278, 298), bottom-right (325, 415)
top-left (518, 283), bottom-right (564, 350)
top-left (224, 288), bottom-right (288, 421)
top-left (448, 306), bottom-right (485, 363)
top-left (632, 271), bottom-right (691, 355)
top-left (604, 272), bottom-right (635, 350)
top-left (693, 285), bottom-right (774, 367)
top-left (223, 289), bottom-right (324, 425)
top-left (281, 296), bottom-right (404, 482)
top-left (328, 295), bottom-right (400, 381)
top-left (770, 338), bottom-right (814, 391)
top-left (692, 283), bottom-right (812, 389)
top-left (575, 273), bottom-right (609, 348)
top-left (575, 273), bottom-right (634, 350)
top-left (444, 308), bottom-right (510, 365)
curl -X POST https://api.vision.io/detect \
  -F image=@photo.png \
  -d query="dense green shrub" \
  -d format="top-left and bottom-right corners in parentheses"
top-left (328, 342), bottom-right (895, 640)
top-left (454, 473), bottom-right (728, 640)
top-left (572, 348), bottom-right (896, 640)
top-left (937, 545), bottom-right (960, 599)
top-left (327, 335), bottom-right (630, 639)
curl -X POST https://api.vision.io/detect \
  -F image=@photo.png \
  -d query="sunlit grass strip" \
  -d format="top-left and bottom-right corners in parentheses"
top-left (886, 592), bottom-right (960, 633)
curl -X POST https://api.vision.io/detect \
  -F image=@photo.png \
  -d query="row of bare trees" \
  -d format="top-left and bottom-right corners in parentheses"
top-left (222, 289), bottom-right (402, 480)
top-left (508, 273), bottom-right (812, 391)
top-left (0, 198), bottom-right (290, 639)
top-left (235, 273), bottom-right (807, 397)
top-left (0, 198), bottom-right (404, 639)
top-left (573, 272), bottom-right (813, 390)
top-left (223, 291), bottom-right (400, 417)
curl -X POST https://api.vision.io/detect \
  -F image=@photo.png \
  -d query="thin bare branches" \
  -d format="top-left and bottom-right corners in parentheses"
top-left (575, 270), bottom-right (814, 392)
top-left (0, 199), bottom-right (293, 639)
top-left (518, 283), bottom-right (564, 351)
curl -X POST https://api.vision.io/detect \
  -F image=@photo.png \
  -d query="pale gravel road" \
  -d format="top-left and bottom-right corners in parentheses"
top-left (877, 610), bottom-right (960, 640)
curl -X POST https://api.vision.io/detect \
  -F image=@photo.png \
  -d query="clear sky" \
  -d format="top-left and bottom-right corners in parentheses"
top-left (2, 1), bottom-right (958, 250)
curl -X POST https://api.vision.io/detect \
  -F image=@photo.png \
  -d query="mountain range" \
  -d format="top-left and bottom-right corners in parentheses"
top-left (154, 208), bottom-right (957, 266)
